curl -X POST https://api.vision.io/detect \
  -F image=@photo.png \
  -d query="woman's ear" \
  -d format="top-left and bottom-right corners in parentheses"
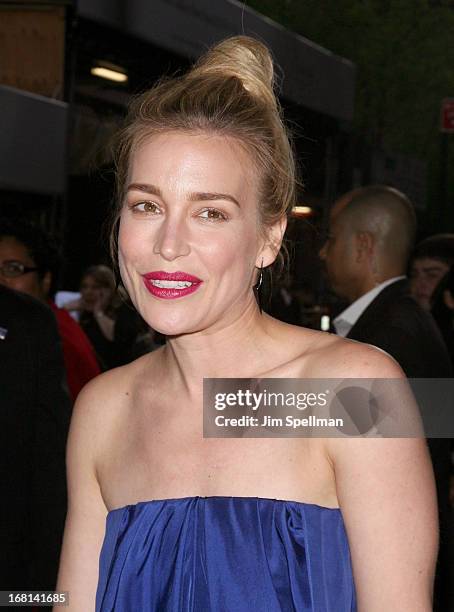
top-left (257, 216), bottom-right (287, 267)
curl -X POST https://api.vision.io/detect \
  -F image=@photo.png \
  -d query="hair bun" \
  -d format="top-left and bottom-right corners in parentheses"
top-left (191, 36), bottom-right (276, 108)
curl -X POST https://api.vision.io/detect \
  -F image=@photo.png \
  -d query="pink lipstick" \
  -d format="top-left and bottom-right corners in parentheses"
top-left (142, 271), bottom-right (203, 299)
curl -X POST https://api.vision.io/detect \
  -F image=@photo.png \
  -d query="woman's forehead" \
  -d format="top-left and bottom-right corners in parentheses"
top-left (129, 131), bottom-right (260, 196)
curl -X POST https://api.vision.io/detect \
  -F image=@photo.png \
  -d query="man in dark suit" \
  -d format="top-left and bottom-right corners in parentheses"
top-left (319, 184), bottom-right (452, 611)
top-left (319, 185), bottom-right (451, 376)
top-left (0, 284), bottom-right (71, 606)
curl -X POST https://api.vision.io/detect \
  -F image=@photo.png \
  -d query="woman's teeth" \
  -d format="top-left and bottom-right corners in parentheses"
top-left (151, 280), bottom-right (193, 288)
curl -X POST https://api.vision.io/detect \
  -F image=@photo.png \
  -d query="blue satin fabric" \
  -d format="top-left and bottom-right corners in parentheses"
top-left (96, 496), bottom-right (357, 611)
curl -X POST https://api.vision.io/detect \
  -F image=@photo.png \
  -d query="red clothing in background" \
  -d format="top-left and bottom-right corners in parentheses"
top-left (49, 301), bottom-right (101, 401)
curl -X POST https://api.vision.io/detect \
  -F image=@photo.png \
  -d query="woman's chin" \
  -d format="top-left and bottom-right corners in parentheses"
top-left (142, 313), bottom-right (202, 337)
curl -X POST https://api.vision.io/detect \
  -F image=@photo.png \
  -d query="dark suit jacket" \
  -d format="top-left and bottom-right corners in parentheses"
top-left (347, 278), bottom-right (452, 378)
top-left (0, 285), bottom-right (71, 598)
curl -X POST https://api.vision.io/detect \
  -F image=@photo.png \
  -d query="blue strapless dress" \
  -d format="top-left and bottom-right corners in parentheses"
top-left (96, 496), bottom-right (356, 611)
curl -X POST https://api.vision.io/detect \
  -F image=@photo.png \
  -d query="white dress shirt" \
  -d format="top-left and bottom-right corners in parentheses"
top-left (333, 276), bottom-right (406, 337)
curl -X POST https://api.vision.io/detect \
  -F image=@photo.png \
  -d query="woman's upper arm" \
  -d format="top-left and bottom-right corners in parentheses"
top-left (55, 380), bottom-right (109, 612)
top-left (328, 347), bottom-right (438, 611)
top-left (331, 437), bottom-right (437, 611)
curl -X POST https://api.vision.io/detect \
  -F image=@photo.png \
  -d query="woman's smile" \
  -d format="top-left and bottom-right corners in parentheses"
top-left (142, 270), bottom-right (203, 299)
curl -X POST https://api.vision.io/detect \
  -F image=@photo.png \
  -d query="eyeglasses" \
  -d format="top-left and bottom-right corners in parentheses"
top-left (0, 260), bottom-right (39, 278)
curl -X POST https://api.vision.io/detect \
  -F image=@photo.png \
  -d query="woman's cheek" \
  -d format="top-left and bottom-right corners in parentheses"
top-left (117, 239), bottom-right (146, 295)
top-left (198, 226), bottom-right (257, 264)
top-left (118, 219), bottom-right (153, 269)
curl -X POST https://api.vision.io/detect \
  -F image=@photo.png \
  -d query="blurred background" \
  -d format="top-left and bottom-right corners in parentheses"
top-left (1, 0), bottom-right (454, 325)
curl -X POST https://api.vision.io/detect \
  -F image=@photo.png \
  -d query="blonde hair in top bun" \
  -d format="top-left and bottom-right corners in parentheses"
top-left (191, 36), bottom-right (276, 110)
top-left (111, 36), bottom-right (297, 270)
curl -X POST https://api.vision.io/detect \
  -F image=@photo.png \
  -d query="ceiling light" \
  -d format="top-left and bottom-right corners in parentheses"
top-left (91, 62), bottom-right (128, 83)
top-left (291, 205), bottom-right (313, 216)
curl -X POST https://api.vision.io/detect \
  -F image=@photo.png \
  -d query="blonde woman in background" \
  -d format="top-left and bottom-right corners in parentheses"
top-left (65, 265), bottom-right (154, 369)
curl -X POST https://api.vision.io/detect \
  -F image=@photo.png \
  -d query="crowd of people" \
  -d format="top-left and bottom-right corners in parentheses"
top-left (1, 34), bottom-right (453, 612)
top-left (0, 219), bottom-right (159, 400)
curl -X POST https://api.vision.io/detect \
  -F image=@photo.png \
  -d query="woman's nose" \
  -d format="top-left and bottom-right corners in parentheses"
top-left (153, 217), bottom-right (191, 261)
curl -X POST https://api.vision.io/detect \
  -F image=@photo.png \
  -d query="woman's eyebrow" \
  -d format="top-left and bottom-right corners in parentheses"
top-left (188, 192), bottom-right (240, 207)
top-left (127, 182), bottom-right (162, 196)
top-left (127, 184), bottom-right (240, 207)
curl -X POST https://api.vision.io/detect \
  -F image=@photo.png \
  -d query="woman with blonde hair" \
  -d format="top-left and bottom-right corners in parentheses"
top-left (56, 37), bottom-right (437, 611)
top-left (65, 264), bottom-right (154, 369)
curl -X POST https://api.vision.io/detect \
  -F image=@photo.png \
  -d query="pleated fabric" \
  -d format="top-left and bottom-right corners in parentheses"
top-left (96, 496), bottom-right (356, 612)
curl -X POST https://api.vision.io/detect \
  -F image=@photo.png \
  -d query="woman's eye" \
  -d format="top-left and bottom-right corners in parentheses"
top-left (198, 208), bottom-right (228, 221)
top-left (131, 201), bottom-right (161, 214)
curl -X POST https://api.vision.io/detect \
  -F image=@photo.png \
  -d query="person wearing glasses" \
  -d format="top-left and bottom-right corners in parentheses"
top-left (0, 218), bottom-right (101, 401)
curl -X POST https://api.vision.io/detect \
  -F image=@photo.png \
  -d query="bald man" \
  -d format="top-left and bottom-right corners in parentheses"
top-left (320, 185), bottom-right (452, 611)
top-left (319, 185), bottom-right (449, 375)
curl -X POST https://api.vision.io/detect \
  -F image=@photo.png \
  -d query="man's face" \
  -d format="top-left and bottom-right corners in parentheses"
top-left (319, 215), bottom-right (360, 301)
top-left (409, 257), bottom-right (449, 310)
top-left (0, 236), bottom-right (46, 301)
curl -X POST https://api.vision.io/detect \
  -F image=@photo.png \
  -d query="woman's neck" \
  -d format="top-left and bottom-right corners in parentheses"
top-left (161, 304), bottom-right (278, 394)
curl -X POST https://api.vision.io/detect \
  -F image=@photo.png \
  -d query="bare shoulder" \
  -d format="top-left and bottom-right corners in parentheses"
top-left (73, 362), bottom-right (132, 430)
top-left (299, 327), bottom-right (405, 379)
top-left (261, 319), bottom-right (403, 379)
top-left (77, 348), bottom-right (162, 410)
top-left (72, 348), bottom-right (164, 454)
